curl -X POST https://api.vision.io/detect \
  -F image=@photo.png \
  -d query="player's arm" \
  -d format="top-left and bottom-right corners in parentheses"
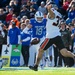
top-left (47, 5), bottom-right (55, 19)
top-left (21, 37), bottom-right (31, 42)
top-left (23, 24), bottom-right (32, 33)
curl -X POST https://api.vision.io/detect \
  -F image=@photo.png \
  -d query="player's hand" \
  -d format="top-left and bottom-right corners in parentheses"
top-left (31, 38), bottom-right (40, 45)
top-left (27, 24), bottom-right (32, 29)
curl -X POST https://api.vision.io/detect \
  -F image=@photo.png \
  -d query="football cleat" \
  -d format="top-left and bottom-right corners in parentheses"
top-left (29, 65), bottom-right (38, 71)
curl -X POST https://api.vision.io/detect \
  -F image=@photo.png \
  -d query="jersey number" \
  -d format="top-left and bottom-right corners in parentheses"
top-left (35, 26), bottom-right (43, 35)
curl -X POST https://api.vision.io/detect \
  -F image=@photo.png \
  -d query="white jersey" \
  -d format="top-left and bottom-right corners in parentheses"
top-left (46, 13), bottom-right (61, 38)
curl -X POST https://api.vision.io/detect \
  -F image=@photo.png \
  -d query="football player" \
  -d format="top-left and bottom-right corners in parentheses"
top-left (29, 4), bottom-right (75, 71)
top-left (23, 11), bottom-right (47, 67)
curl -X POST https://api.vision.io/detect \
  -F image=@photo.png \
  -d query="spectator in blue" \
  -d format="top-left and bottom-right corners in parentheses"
top-left (66, 4), bottom-right (75, 24)
top-left (7, 21), bottom-right (20, 46)
top-left (20, 23), bottom-right (31, 67)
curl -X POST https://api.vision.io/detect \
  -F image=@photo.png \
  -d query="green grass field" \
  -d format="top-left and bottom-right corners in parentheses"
top-left (0, 67), bottom-right (75, 75)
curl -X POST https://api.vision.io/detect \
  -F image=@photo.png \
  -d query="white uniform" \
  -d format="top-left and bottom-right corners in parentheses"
top-left (46, 16), bottom-right (61, 38)
top-left (46, 8), bottom-right (62, 38)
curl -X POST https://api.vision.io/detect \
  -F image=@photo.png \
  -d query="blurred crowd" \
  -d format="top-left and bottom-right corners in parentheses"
top-left (0, 0), bottom-right (75, 67)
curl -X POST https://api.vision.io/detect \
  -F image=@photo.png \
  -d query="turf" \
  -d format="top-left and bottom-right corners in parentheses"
top-left (0, 67), bottom-right (75, 75)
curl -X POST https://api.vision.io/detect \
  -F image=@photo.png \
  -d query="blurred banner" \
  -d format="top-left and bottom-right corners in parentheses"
top-left (2, 45), bottom-right (12, 67)
top-left (1, 45), bottom-right (22, 67)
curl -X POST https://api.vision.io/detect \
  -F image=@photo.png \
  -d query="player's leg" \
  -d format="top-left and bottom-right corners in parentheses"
top-left (29, 49), bottom-right (45, 71)
top-left (29, 38), bottom-right (52, 71)
top-left (28, 45), bottom-right (36, 66)
top-left (54, 36), bottom-right (75, 62)
top-left (60, 49), bottom-right (75, 60)
top-left (39, 53), bottom-right (45, 69)
top-left (38, 37), bottom-right (47, 69)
